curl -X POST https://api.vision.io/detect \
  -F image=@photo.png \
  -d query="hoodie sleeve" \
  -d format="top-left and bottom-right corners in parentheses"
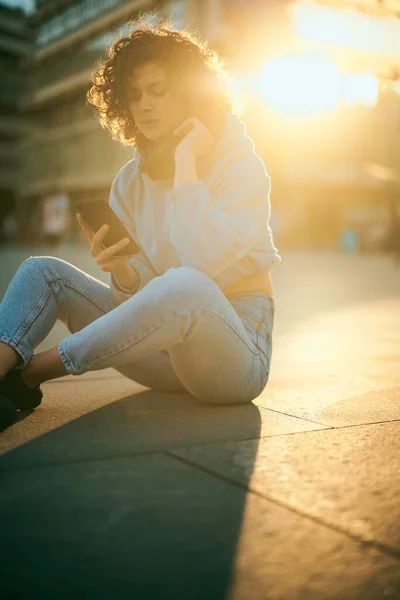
top-left (165, 151), bottom-right (279, 279)
top-left (108, 160), bottom-right (159, 304)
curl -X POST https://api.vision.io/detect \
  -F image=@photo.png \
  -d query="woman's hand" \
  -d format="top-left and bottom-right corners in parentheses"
top-left (173, 117), bottom-right (214, 162)
top-left (76, 213), bottom-right (133, 273)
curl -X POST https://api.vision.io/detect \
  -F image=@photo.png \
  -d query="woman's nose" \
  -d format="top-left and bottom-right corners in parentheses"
top-left (139, 94), bottom-right (153, 110)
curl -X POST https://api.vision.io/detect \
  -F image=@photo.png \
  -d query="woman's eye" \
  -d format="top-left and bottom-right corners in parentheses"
top-left (129, 87), bottom-right (166, 102)
top-left (152, 87), bottom-right (166, 96)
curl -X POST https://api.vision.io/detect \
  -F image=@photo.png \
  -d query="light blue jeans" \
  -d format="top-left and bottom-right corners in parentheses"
top-left (0, 257), bottom-right (275, 405)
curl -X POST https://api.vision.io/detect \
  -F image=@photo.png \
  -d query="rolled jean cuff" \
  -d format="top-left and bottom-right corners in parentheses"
top-left (0, 335), bottom-right (32, 369)
top-left (57, 339), bottom-right (82, 376)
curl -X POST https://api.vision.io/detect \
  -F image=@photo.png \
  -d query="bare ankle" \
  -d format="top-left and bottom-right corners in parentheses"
top-left (0, 342), bottom-right (19, 378)
top-left (20, 370), bottom-right (40, 390)
top-left (20, 358), bottom-right (43, 389)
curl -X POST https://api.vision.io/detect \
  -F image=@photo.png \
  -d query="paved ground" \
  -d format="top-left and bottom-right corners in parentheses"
top-left (0, 245), bottom-right (399, 599)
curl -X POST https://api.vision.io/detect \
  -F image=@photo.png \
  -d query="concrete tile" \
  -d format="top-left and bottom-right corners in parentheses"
top-left (257, 383), bottom-right (400, 427)
top-left (172, 422), bottom-right (400, 553)
top-left (260, 297), bottom-right (400, 426)
top-left (0, 453), bottom-right (399, 600)
top-left (271, 252), bottom-right (400, 336)
top-left (0, 376), bottom-right (324, 470)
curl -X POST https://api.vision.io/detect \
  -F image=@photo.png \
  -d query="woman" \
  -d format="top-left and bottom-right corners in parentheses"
top-left (0, 15), bottom-right (281, 431)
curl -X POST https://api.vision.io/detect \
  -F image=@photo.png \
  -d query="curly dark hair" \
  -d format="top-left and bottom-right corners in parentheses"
top-left (86, 11), bottom-right (243, 179)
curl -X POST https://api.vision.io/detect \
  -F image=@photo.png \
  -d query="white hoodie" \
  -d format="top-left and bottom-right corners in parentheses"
top-left (109, 109), bottom-right (281, 303)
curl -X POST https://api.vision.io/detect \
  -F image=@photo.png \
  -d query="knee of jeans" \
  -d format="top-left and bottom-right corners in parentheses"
top-left (164, 266), bottom-right (207, 280)
top-left (19, 256), bottom-right (61, 277)
top-left (17, 256), bottom-right (66, 287)
top-left (21, 256), bottom-right (49, 267)
top-left (19, 256), bottom-right (45, 274)
top-left (162, 267), bottom-right (217, 300)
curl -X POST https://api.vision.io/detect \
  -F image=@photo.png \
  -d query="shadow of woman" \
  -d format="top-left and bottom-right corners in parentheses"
top-left (0, 387), bottom-right (262, 599)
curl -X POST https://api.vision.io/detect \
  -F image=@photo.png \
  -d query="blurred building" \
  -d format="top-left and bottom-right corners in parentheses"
top-left (8, 0), bottom-right (400, 251)
top-left (0, 4), bottom-right (35, 244)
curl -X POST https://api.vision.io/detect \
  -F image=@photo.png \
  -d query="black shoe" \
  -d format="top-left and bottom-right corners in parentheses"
top-left (0, 393), bottom-right (18, 431)
top-left (0, 368), bottom-right (43, 410)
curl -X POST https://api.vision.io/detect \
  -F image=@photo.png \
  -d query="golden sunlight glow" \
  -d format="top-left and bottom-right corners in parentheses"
top-left (393, 80), bottom-right (400, 96)
top-left (235, 56), bottom-right (380, 116)
top-left (341, 73), bottom-right (379, 106)
top-left (257, 55), bottom-right (341, 116)
top-left (291, 0), bottom-right (400, 56)
top-left (232, 1), bottom-right (391, 117)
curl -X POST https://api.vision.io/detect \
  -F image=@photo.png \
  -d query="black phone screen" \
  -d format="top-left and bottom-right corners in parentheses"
top-left (74, 200), bottom-right (141, 257)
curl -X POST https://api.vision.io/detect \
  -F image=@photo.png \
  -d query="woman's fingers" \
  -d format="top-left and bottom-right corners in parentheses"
top-left (76, 214), bottom-right (109, 257)
top-left (97, 236), bottom-right (131, 263)
top-left (173, 118), bottom-right (196, 138)
top-left (77, 214), bottom-right (134, 271)
top-left (76, 213), bottom-right (94, 243)
top-left (98, 253), bottom-right (132, 272)
top-left (90, 224), bottom-right (110, 257)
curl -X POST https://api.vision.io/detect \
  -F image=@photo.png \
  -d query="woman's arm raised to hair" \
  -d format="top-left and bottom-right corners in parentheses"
top-left (166, 150), bottom-right (281, 280)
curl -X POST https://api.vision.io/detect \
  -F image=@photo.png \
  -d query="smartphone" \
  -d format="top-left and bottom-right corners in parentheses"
top-left (74, 200), bottom-right (141, 257)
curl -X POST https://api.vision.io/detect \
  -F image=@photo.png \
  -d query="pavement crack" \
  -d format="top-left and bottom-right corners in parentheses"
top-left (0, 449), bottom-right (164, 473)
top-left (258, 406), bottom-right (333, 428)
top-left (165, 450), bottom-right (400, 562)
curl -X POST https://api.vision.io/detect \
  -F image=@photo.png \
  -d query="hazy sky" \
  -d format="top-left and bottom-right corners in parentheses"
top-left (0, 0), bottom-right (35, 15)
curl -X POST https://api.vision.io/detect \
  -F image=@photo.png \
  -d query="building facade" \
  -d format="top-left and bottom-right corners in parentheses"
top-left (0, 4), bottom-right (35, 243)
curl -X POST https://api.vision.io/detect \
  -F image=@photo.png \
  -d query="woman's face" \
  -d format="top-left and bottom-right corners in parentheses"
top-left (128, 61), bottom-right (189, 141)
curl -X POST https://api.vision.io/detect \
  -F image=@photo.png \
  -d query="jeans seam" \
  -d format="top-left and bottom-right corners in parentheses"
top-left (4, 264), bottom-right (112, 371)
top-left (46, 274), bottom-right (111, 314)
top-left (13, 286), bottom-right (52, 347)
top-left (255, 305), bottom-right (269, 349)
top-left (58, 341), bottom-right (75, 374)
top-left (12, 275), bottom-right (109, 350)
top-left (84, 307), bottom-right (260, 372)
top-left (257, 305), bottom-right (273, 384)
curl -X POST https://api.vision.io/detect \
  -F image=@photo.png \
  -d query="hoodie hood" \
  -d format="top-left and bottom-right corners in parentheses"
top-left (213, 109), bottom-right (254, 158)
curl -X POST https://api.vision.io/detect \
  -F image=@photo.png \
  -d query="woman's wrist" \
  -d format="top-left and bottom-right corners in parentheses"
top-left (112, 262), bottom-right (138, 291)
